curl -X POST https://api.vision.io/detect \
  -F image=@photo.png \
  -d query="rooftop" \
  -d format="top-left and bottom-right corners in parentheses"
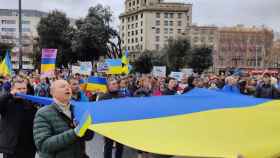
top-left (0, 9), bottom-right (48, 17)
top-left (120, 0), bottom-right (191, 17)
top-left (219, 25), bottom-right (273, 33)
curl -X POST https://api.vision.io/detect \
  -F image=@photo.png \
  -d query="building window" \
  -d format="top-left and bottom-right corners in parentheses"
top-left (132, 38), bottom-right (134, 43)
top-left (164, 28), bottom-right (168, 34)
top-left (169, 21), bottom-right (173, 26)
top-left (177, 29), bottom-right (182, 34)
top-left (178, 21), bottom-right (182, 26)
top-left (1, 20), bottom-right (16, 25)
top-left (169, 13), bottom-right (174, 18)
top-left (201, 37), bottom-right (205, 43)
top-left (194, 37), bottom-right (199, 43)
top-left (141, 21), bottom-right (143, 26)
top-left (132, 31), bottom-right (134, 36)
top-left (141, 36), bottom-right (143, 41)
top-left (133, 1), bottom-right (135, 6)
top-left (169, 28), bottom-right (173, 34)
top-left (156, 36), bottom-right (160, 42)
top-left (135, 15), bottom-right (138, 20)
top-left (122, 26), bottom-right (124, 30)
top-left (164, 36), bottom-right (169, 41)
top-left (1, 28), bottom-right (16, 32)
top-left (136, 23), bottom-right (138, 28)
top-left (156, 44), bottom-right (160, 50)
top-left (132, 24), bottom-right (134, 29)
top-left (128, 39), bottom-right (130, 43)
top-left (178, 13), bottom-right (182, 19)
top-left (164, 13), bottom-right (169, 18)
top-left (128, 17), bottom-right (130, 22)
top-left (187, 16), bottom-right (190, 21)
top-left (156, 13), bottom-right (160, 18)
top-left (132, 16), bottom-right (135, 21)
top-left (137, 0), bottom-right (139, 4)
top-left (136, 38), bottom-right (138, 43)
top-left (164, 20), bottom-right (168, 26)
top-left (156, 20), bottom-right (160, 26)
top-left (128, 24), bottom-right (130, 29)
top-left (128, 32), bottom-right (130, 37)
top-left (141, 29), bottom-right (143, 34)
top-left (122, 33), bottom-right (125, 38)
top-left (122, 18), bottom-right (125, 23)
top-left (129, 2), bottom-right (132, 7)
top-left (136, 30), bottom-right (138, 35)
top-left (156, 28), bottom-right (160, 34)
top-left (22, 20), bottom-right (30, 25)
top-left (141, 13), bottom-right (143, 18)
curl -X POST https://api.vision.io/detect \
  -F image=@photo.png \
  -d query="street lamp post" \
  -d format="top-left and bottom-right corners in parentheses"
top-left (18, 0), bottom-right (23, 70)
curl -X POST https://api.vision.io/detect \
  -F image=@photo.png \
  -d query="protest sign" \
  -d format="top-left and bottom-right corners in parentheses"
top-left (152, 66), bottom-right (166, 77)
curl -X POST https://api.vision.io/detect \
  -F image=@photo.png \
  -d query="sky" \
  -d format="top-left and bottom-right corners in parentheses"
top-left (0, 0), bottom-right (279, 32)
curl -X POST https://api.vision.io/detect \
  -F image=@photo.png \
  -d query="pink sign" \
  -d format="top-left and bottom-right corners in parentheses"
top-left (42, 49), bottom-right (57, 59)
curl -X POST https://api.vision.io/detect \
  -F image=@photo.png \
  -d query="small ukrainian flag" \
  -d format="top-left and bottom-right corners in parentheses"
top-left (0, 50), bottom-right (13, 76)
top-left (86, 76), bottom-right (108, 93)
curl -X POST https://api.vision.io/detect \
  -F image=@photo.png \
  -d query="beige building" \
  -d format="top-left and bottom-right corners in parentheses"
top-left (267, 39), bottom-right (280, 68)
top-left (119, 0), bottom-right (192, 58)
top-left (213, 25), bottom-right (274, 70)
top-left (0, 9), bottom-right (47, 70)
top-left (183, 25), bottom-right (218, 48)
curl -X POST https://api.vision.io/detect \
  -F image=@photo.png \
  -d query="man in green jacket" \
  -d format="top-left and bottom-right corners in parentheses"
top-left (33, 79), bottom-right (93, 158)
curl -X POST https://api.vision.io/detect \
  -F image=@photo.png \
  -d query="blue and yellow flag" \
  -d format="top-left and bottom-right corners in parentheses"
top-left (85, 76), bottom-right (108, 93)
top-left (18, 89), bottom-right (280, 158)
top-left (105, 59), bottom-right (123, 74)
top-left (0, 50), bottom-right (13, 76)
top-left (41, 48), bottom-right (57, 78)
top-left (121, 49), bottom-right (130, 74)
top-left (79, 79), bottom-right (87, 91)
top-left (121, 49), bottom-right (129, 65)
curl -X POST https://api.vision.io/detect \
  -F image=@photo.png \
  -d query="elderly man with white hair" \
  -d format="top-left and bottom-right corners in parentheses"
top-left (33, 80), bottom-right (94, 158)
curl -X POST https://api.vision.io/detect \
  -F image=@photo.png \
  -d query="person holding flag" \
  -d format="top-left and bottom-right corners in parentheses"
top-left (0, 77), bottom-right (38, 158)
top-left (33, 80), bottom-right (94, 158)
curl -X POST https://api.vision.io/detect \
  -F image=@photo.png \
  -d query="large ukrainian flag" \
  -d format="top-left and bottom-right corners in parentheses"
top-left (19, 89), bottom-right (280, 158)
top-left (0, 50), bottom-right (13, 76)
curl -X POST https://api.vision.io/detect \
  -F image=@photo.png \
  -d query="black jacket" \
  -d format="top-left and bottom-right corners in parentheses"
top-left (133, 88), bottom-right (152, 97)
top-left (162, 89), bottom-right (177, 96)
top-left (255, 84), bottom-right (280, 99)
top-left (0, 93), bottom-right (38, 155)
top-left (98, 91), bottom-right (121, 100)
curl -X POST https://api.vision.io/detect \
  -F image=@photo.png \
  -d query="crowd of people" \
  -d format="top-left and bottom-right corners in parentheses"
top-left (1, 69), bottom-right (279, 158)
